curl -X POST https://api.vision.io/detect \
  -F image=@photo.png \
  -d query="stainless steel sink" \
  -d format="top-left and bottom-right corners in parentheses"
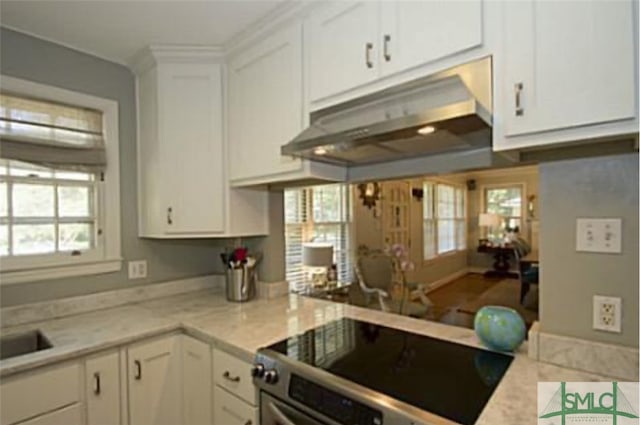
top-left (0, 330), bottom-right (53, 360)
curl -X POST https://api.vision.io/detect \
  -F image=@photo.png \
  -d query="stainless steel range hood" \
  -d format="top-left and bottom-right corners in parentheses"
top-left (282, 57), bottom-right (493, 167)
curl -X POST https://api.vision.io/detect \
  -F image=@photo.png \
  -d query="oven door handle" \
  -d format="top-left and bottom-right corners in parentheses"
top-left (268, 401), bottom-right (298, 425)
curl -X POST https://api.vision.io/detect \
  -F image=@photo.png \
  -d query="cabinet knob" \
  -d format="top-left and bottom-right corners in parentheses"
top-left (514, 82), bottom-right (524, 116)
top-left (167, 207), bottom-right (173, 225)
top-left (383, 34), bottom-right (391, 62)
top-left (93, 372), bottom-right (101, 395)
top-left (365, 42), bottom-right (374, 69)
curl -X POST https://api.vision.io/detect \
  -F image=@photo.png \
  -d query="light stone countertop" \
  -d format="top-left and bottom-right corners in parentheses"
top-left (0, 286), bottom-right (613, 425)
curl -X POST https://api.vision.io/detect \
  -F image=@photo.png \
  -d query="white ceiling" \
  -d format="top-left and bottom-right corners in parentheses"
top-left (0, 1), bottom-right (286, 65)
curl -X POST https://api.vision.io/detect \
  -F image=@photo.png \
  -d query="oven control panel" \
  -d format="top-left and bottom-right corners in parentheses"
top-left (289, 374), bottom-right (383, 425)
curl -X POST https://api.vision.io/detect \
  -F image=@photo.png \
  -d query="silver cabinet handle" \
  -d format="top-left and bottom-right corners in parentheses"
top-left (93, 372), bottom-right (101, 395)
top-left (514, 82), bottom-right (524, 116)
top-left (167, 207), bottom-right (173, 225)
top-left (383, 34), bottom-right (391, 61)
top-left (134, 360), bottom-right (142, 380)
top-left (365, 42), bottom-right (374, 69)
top-left (223, 371), bottom-right (240, 383)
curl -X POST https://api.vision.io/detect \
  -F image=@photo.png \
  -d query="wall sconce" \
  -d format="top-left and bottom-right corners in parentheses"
top-left (357, 182), bottom-right (381, 209)
top-left (411, 188), bottom-right (424, 201)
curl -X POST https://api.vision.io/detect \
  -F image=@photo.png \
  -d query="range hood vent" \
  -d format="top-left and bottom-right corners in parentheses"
top-left (282, 57), bottom-right (493, 166)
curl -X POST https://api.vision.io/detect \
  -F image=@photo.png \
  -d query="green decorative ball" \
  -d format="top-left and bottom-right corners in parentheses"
top-left (474, 306), bottom-right (526, 352)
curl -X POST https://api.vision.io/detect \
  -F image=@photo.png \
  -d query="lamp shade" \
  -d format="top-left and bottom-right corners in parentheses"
top-left (302, 244), bottom-right (333, 267)
top-left (479, 213), bottom-right (501, 227)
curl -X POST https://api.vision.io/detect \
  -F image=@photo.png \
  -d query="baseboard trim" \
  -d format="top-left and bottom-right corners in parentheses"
top-left (425, 269), bottom-right (470, 293)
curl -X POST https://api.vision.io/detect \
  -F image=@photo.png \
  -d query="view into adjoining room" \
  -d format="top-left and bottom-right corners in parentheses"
top-left (284, 164), bottom-right (539, 330)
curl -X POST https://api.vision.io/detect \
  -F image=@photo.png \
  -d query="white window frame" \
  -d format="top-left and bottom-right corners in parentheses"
top-left (0, 76), bottom-right (121, 285)
top-left (423, 179), bottom-right (467, 262)
top-left (481, 182), bottom-right (526, 237)
top-left (284, 184), bottom-right (352, 292)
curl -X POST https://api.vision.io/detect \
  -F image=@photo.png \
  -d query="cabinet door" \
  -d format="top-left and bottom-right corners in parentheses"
top-left (380, 1), bottom-right (482, 76)
top-left (19, 404), bottom-right (82, 425)
top-left (306, 2), bottom-right (379, 102)
top-left (228, 23), bottom-right (304, 182)
top-left (502, 0), bottom-right (635, 137)
top-left (86, 351), bottom-right (120, 425)
top-left (213, 386), bottom-right (257, 425)
top-left (182, 337), bottom-right (212, 425)
top-left (159, 63), bottom-right (225, 234)
top-left (128, 335), bottom-right (181, 425)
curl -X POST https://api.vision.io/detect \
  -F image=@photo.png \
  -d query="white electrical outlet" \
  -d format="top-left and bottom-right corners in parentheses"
top-left (128, 260), bottom-right (148, 279)
top-left (593, 295), bottom-right (622, 333)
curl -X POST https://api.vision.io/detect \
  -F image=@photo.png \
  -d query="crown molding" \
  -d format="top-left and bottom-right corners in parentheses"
top-left (130, 45), bottom-right (226, 75)
top-left (224, 0), bottom-right (320, 57)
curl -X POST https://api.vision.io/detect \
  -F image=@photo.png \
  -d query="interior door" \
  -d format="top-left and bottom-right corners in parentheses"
top-left (380, 0), bottom-right (482, 76)
top-left (306, 2), bottom-right (380, 102)
top-left (128, 336), bottom-right (181, 425)
top-left (502, 0), bottom-right (635, 136)
top-left (382, 181), bottom-right (411, 250)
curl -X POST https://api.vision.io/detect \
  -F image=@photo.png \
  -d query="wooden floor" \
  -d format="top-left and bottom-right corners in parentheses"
top-left (426, 273), bottom-right (538, 329)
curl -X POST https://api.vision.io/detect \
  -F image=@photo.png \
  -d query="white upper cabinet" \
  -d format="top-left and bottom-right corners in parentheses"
top-left (379, 1), bottom-right (482, 76)
top-left (305, 1), bottom-right (483, 103)
top-left (135, 47), bottom-right (269, 237)
top-left (159, 63), bottom-right (225, 235)
top-left (228, 23), bottom-right (304, 182)
top-left (227, 22), bottom-right (347, 187)
top-left (496, 0), bottom-right (637, 147)
top-left (306, 2), bottom-right (379, 102)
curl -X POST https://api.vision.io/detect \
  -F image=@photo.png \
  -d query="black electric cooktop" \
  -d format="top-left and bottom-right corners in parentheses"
top-left (267, 318), bottom-right (513, 425)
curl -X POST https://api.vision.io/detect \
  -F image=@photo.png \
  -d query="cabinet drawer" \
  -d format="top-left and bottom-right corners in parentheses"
top-left (1, 363), bottom-right (81, 425)
top-left (214, 386), bottom-right (257, 425)
top-left (19, 404), bottom-right (82, 425)
top-left (213, 349), bottom-right (256, 405)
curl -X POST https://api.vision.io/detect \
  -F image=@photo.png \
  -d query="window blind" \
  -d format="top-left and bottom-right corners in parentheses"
top-left (284, 184), bottom-right (352, 292)
top-left (0, 93), bottom-right (106, 172)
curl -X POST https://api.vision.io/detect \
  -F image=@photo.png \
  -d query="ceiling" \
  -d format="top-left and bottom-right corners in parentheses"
top-left (0, 1), bottom-right (287, 65)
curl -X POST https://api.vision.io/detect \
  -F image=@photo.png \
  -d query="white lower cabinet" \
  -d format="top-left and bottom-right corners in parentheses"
top-left (212, 348), bottom-right (257, 425)
top-left (127, 335), bottom-right (182, 425)
top-left (213, 386), bottom-right (257, 425)
top-left (0, 362), bottom-right (82, 425)
top-left (19, 404), bottom-right (83, 425)
top-left (86, 350), bottom-right (121, 425)
top-left (182, 336), bottom-right (212, 425)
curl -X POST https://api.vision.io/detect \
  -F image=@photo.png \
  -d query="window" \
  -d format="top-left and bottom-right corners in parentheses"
top-left (423, 181), bottom-right (466, 260)
top-left (484, 185), bottom-right (523, 232)
top-left (0, 76), bottom-right (121, 284)
top-left (284, 184), bottom-right (351, 292)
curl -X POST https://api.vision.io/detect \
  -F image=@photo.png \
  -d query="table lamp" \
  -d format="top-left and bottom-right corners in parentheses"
top-left (478, 213), bottom-right (501, 244)
top-left (302, 243), bottom-right (333, 288)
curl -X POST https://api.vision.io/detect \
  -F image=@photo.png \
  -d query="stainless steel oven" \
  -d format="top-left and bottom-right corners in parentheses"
top-left (261, 392), bottom-right (328, 425)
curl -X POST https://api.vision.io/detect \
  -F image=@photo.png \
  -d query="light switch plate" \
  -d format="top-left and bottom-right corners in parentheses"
top-left (128, 260), bottom-right (147, 279)
top-left (576, 218), bottom-right (622, 253)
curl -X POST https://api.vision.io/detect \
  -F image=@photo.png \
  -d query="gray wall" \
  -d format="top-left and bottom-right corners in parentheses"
top-left (0, 28), bottom-right (240, 306)
top-left (539, 153), bottom-right (638, 347)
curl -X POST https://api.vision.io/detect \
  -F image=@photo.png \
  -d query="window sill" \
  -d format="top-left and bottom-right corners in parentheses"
top-left (0, 258), bottom-right (122, 285)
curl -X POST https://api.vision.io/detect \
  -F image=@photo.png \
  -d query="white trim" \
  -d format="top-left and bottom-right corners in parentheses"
top-left (0, 259), bottom-right (122, 285)
top-left (424, 269), bottom-right (470, 293)
top-left (0, 76), bottom-right (122, 284)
